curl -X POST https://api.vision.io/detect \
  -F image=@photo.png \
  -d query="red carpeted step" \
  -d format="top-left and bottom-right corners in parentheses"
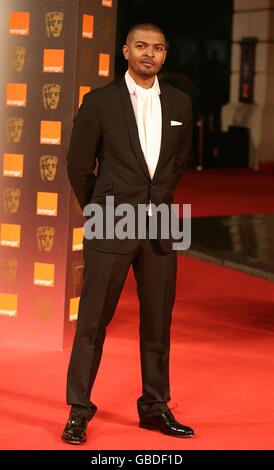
top-left (175, 169), bottom-right (274, 217)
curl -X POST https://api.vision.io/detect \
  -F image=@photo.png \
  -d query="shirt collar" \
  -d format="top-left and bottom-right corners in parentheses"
top-left (125, 70), bottom-right (161, 95)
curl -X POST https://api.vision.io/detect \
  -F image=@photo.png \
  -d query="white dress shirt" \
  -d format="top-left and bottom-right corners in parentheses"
top-left (125, 70), bottom-right (162, 215)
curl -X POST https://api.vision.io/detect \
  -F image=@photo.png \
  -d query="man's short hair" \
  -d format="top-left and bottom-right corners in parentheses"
top-left (126, 23), bottom-right (168, 49)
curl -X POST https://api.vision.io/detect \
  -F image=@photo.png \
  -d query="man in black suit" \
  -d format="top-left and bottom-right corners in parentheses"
top-left (62, 23), bottom-right (194, 444)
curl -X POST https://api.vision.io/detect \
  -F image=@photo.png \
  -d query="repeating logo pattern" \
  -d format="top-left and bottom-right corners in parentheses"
top-left (7, 117), bottom-right (24, 143)
top-left (0, 258), bottom-right (18, 283)
top-left (6, 83), bottom-right (27, 107)
top-left (37, 226), bottom-right (55, 252)
top-left (3, 154), bottom-right (24, 177)
top-left (11, 47), bottom-right (26, 72)
top-left (4, 187), bottom-right (21, 214)
top-left (1, 2), bottom-right (115, 326)
top-left (42, 84), bottom-right (61, 110)
top-left (40, 155), bottom-right (58, 181)
top-left (45, 11), bottom-right (64, 38)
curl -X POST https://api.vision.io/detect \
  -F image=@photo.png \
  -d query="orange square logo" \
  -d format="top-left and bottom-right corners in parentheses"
top-left (0, 223), bottom-right (21, 248)
top-left (82, 15), bottom-right (94, 39)
top-left (98, 53), bottom-right (110, 77)
top-left (72, 227), bottom-right (83, 251)
top-left (0, 293), bottom-right (18, 317)
top-left (43, 49), bottom-right (64, 73)
top-left (102, 0), bottom-right (112, 7)
top-left (69, 297), bottom-right (80, 321)
top-left (6, 83), bottom-right (27, 107)
top-left (3, 153), bottom-right (24, 177)
top-left (34, 262), bottom-right (55, 287)
top-left (40, 120), bottom-right (61, 145)
top-left (36, 192), bottom-right (58, 216)
top-left (79, 86), bottom-right (91, 107)
top-left (9, 12), bottom-right (30, 35)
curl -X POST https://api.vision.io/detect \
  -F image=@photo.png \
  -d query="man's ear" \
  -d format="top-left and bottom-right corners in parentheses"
top-left (122, 44), bottom-right (129, 60)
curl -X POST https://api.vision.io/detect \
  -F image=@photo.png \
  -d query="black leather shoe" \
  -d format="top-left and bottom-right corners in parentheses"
top-left (61, 414), bottom-right (89, 445)
top-left (139, 406), bottom-right (194, 438)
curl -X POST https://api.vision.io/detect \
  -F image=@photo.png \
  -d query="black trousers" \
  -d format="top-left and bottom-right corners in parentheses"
top-left (66, 233), bottom-right (177, 419)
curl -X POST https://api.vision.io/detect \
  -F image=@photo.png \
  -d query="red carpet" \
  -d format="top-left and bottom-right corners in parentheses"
top-left (1, 255), bottom-right (273, 450)
top-left (175, 169), bottom-right (274, 217)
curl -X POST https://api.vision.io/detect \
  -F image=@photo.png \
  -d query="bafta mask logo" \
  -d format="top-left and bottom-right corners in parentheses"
top-left (40, 155), bottom-right (58, 181)
top-left (45, 11), bottom-right (64, 38)
top-left (37, 226), bottom-right (55, 252)
top-left (4, 187), bottom-right (21, 213)
top-left (42, 83), bottom-right (61, 110)
top-left (7, 117), bottom-right (24, 143)
top-left (11, 46), bottom-right (26, 72)
top-left (0, 258), bottom-right (18, 282)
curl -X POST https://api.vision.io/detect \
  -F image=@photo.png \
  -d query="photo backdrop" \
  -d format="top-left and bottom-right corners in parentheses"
top-left (0, 0), bottom-right (118, 349)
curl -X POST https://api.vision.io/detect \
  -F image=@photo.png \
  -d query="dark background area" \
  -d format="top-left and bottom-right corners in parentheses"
top-left (114, 0), bottom-right (242, 169)
top-left (115, 0), bottom-right (233, 121)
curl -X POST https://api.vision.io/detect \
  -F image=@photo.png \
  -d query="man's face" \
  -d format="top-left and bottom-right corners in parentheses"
top-left (123, 29), bottom-right (167, 78)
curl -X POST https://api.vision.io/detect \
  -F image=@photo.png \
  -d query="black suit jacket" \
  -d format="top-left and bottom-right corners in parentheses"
top-left (67, 76), bottom-right (193, 254)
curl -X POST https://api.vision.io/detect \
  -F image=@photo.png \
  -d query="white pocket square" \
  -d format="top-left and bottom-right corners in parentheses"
top-left (170, 120), bottom-right (182, 126)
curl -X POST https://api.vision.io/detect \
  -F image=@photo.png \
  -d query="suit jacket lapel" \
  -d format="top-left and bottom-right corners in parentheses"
top-left (153, 81), bottom-right (170, 182)
top-left (118, 77), bottom-right (151, 181)
top-left (118, 76), bottom-right (170, 183)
